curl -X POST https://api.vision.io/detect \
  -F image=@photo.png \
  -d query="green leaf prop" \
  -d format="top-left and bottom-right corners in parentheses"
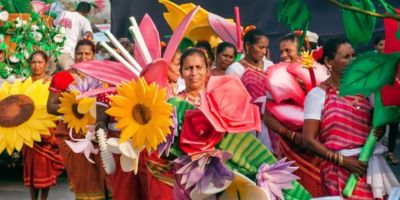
top-left (339, 52), bottom-right (400, 97)
top-left (217, 133), bottom-right (312, 200)
top-left (1, 0), bottom-right (33, 13)
top-left (1, 0), bottom-right (16, 13)
top-left (277, 0), bottom-right (311, 31)
top-left (342, 0), bottom-right (376, 47)
top-left (373, 91), bottom-right (400, 127)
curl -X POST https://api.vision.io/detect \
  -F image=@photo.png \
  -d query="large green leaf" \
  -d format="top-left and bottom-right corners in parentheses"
top-left (1, 0), bottom-right (33, 13)
top-left (1, 0), bottom-right (16, 13)
top-left (342, 0), bottom-right (376, 47)
top-left (373, 92), bottom-right (400, 128)
top-left (277, 0), bottom-right (311, 31)
top-left (339, 52), bottom-right (400, 97)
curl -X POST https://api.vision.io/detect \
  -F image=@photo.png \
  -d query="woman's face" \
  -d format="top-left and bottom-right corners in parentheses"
top-left (327, 43), bottom-right (354, 75)
top-left (75, 45), bottom-right (95, 63)
top-left (181, 54), bottom-right (208, 92)
top-left (216, 47), bottom-right (235, 70)
top-left (375, 40), bottom-right (385, 54)
top-left (30, 54), bottom-right (47, 77)
top-left (280, 40), bottom-right (299, 63)
top-left (168, 51), bottom-right (182, 83)
top-left (246, 36), bottom-right (268, 62)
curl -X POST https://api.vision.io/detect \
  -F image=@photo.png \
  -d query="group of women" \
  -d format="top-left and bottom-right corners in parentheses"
top-left (19, 26), bottom-right (398, 200)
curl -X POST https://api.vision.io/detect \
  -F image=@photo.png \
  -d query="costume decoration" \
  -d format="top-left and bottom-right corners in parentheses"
top-left (107, 137), bottom-right (140, 174)
top-left (0, 78), bottom-right (57, 155)
top-left (65, 125), bottom-right (98, 163)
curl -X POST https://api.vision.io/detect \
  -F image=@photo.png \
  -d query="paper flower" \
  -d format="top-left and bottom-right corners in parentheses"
top-left (174, 150), bottom-right (234, 199)
top-left (0, 78), bottom-right (58, 154)
top-left (301, 50), bottom-right (314, 69)
top-left (65, 125), bottom-right (98, 163)
top-left (58, 90), bottom-right (96, 134)
top-left (9, 55), bottom-right (19, 63)
top-left (179, 109), bottom-right (225, 155)
top-left (33, 32), bottom-right (43, 42)
top-left (157, 108), bottom-right (177, 157)
top-left (106, 77), bottom-right (173, 152)
top-left (31, 24), bottom-right (39, 32)
top-left (198, 75), bottom-right (261, 133)
top-left (0, 10), bottom-right (9, 21)
top-left (256, 158), bottom-right (299, 200)
top-left (54, 34), bottom-right (64, 43)
top-left (107, 137), bottom-right (140, 174)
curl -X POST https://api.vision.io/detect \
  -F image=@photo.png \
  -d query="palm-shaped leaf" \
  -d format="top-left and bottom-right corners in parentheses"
top-left (339, 52), bottom-right (400, 97)
top-left (277, 0), bottom-right (311, 30)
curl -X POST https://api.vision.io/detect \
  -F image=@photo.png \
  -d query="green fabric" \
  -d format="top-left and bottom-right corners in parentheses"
top-left (339, 52), bottom-right (400, 97)
top-left (217, 133), bottom-right (312, 200)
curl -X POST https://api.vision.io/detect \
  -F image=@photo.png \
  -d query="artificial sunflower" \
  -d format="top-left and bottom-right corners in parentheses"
top-left (0, 78), bottom-right (58, 155)
top-left (58, 90), bottom-right (96, 134)
top-left (106, 77), bottom-right (173, 153)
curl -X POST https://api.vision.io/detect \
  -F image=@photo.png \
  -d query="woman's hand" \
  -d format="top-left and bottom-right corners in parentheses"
top-left (342, 156), bottom-right (368, 178)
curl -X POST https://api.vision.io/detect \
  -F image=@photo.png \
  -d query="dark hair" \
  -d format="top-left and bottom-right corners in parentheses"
top-left (179, 48), bottom-right (208, 73)
top-left (75, 39), bottom-right (96, 54)
top-left (29, 50), bottom-right (49, 63)
top-left (194, 40), bottom-right (214, 62)
top-left (319, 38), bottom-right (349, 63)
top-left (243, 29), bottom-right (268, 52)
top-left (216, 42), bottom-right (237, 57)
top-left (76, 2), bottom-right (91, 14)
top-left (374, 36), bottom-right (385, 46)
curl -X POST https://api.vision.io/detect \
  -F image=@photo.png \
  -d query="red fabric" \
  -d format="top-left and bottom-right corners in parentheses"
top-left (384, 9), bottom-right (400, 54)
top-left (240, 67), bottom-right (268, 101)
top-left (23, 129), bottom-right (64, 189)
top-left (49, 71), bottom-right (75, 93)
top-left (381, 78), bottom-right (400, 106)
top-left (319, 86), bottom-right (375, 199)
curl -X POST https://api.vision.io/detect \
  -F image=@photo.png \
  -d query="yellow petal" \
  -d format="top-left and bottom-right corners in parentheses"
top-left (120, 123), bottom-right (139, 143)
top-left (77, 98), bottom-right (96, 114)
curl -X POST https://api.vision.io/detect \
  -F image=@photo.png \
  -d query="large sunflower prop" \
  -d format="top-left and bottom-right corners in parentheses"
top-left (58, 90), bottom-right (96, 134)
top-left (0, 78), bottom-right (58, 155)
top-left (106, 77), bottom-right (173, 153)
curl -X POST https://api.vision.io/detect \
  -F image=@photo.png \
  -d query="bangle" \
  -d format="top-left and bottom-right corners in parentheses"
top-left (326, 151), bottom-right (331, 161)
top-left (290, 131), bottom-right (297, 141)
top-left (339, 155), bottom-right (343, 166)
top-left (334, 153), bottom-right (338, 164)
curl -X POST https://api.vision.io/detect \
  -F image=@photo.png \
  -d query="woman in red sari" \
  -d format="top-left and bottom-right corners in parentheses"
top-left (47, 40), bottom-right (112, 200)
top-left (23, 51), bottom-right (64, 200)
top-left (303, 38), bottom-right (389, 199)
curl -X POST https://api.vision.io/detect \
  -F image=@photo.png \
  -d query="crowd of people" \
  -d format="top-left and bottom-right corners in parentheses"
top-left (3, 1), bottom-right (400, 200)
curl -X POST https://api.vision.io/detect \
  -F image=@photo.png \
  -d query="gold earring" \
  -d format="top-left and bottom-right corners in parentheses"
top-left (326, 64), bottom-right (332, 76)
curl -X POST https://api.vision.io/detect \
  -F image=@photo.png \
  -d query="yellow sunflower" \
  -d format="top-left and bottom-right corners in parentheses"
top-left (58, 90), bottom-right (96, 134)
top-left (301, 50), bottom-right (315, 69)
top-left (0, 78), bottom-right (58, 155)
top-left (106, 77), bottom-right (173, 153)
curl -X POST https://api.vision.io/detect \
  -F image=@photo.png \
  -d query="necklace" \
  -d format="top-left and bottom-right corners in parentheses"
top-left (324, 79), bottom-right (364, 110)
top-left (183, 91), bottom-right (201, 106)
top-left (240, 59), bottom-right (264, 72)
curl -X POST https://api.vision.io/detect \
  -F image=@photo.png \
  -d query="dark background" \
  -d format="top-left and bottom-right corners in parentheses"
top-left (110, 0), bottom-right (400, 62)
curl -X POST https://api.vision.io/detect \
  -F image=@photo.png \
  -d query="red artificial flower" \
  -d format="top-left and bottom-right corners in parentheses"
top-left (198, 75), bottom-right (261, 133)
top-left (179, 110), bottom-right (225, 155)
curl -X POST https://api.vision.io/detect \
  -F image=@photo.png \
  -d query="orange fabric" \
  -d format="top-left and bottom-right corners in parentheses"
top-left (55, 122), bottom-right (112, 200)
top-left (23, 128), bottom-right (64, 189)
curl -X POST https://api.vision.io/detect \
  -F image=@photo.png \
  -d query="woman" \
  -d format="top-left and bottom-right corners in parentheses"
top-left (211, 42), bottom-right (237, 76)
top-left (23, 51), bottom-right (64, 200)
top-left (47, 40), bottom-right (112, 200)
top-left (303, 38), bottom-right (396, 199)
top-left (167, 50), bottom-right (185, 96)
top-left (263, 33), bottom-right (324, 197)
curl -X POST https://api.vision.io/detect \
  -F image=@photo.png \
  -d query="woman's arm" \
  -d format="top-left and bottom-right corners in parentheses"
top-left (47, 91), bottom-right (62, 115)
top-left (303, 119), bottom-right (368, 177)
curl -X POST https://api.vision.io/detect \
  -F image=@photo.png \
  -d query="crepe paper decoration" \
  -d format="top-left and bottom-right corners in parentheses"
top-left (256, 158), bottom-right (300, 200)
top-left (157, 108), bottom-right (177, 157)
top-left (277, 0), bottom-right (311, 31)
top-left (0, 79), bottom-right (58, 155)
top-left (216, 133), bottom-right (311, 199)
top-left (174, 150), bottom-right (234, 197)
top-left (384, 11), bottom-right (400, 54)
top-left (106, 78), bottom-right (174, 153)
top-left (92, 0), bottom-right (106, 12)
top-left (339, 52), bottom-right (400, 97)
top-left (163, 6), bottom-right (200, 64)
top-left (96, 128), bottom-right (116, 174)
top-left (208, 12), bottom-right (238, 49)
top-left (140, 59), bottom-right (169, 89)
top-left (68, 76), bottom-right (103, 94)
top-left (99, 42), bottom-right (140, 76)
top-left (198, 75), bottom-right (261, 133)
top-left (129, 17), bottom-right (152, 65)
top-left (300, 51), bottom-right (317, 89)
top-left (136, 14), bottom-right (162, 67)
top-left (234, 6), bottom-right (243, 52)
top-left (266, 102), bottom-right (304, 129)
top-left (287, 61), bottom-right (329, 92)
top-left (381, 82), bottom-right (400, 106)
top-left (76, 87), bottom-right (116, 100)
top-left (107, 138), bottom-right (140, 174)
top-left (265, 62), bottom-right (305, 106)
top-left (65, 125), bottom-right (98, 164)
top-left (342, 0), bottom-right (376, 47)
top-left (219, 171), bottom-right (270, 200)
top-left (31, 0), bottom-right (51, 14)
top-left (179, 109), bottom-right (225, 155)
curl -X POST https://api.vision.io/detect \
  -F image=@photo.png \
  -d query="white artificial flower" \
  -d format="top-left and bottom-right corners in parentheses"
top-left (9, 55), bottom-right (19, 63)
top-left (33, 32), bottom-right (43, 42)
top-left (15, 19), bottom-right (23, 28)
top-left (24, 51), bottom-right (30, 59)
top-left (58, 26), bottom-right (66, 34)
top-left (31, 24), bottom-right (39, 32)
top-left (54, 34), bottom-right (64, 43)
top-left (0, 10), bottom-right (9, 21)
top-left (5, 66), bottom-right (12, 73)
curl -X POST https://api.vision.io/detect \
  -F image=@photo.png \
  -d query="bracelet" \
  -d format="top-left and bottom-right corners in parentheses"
top-left (326, 151), bottom-right (332, 161)
top-left (333, 153), bottom-right (338, 164)
top-left (290, 131), bottom-right (297, 142)
top-left (339, 154), bottom-right (343, 166)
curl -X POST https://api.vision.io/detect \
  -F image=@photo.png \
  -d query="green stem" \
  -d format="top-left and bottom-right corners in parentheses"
top-left (327, 0), bottom-right (400, 21)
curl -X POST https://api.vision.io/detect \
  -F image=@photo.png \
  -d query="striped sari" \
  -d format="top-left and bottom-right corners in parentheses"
top-left (319, 86), bottom-right (376, 199)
